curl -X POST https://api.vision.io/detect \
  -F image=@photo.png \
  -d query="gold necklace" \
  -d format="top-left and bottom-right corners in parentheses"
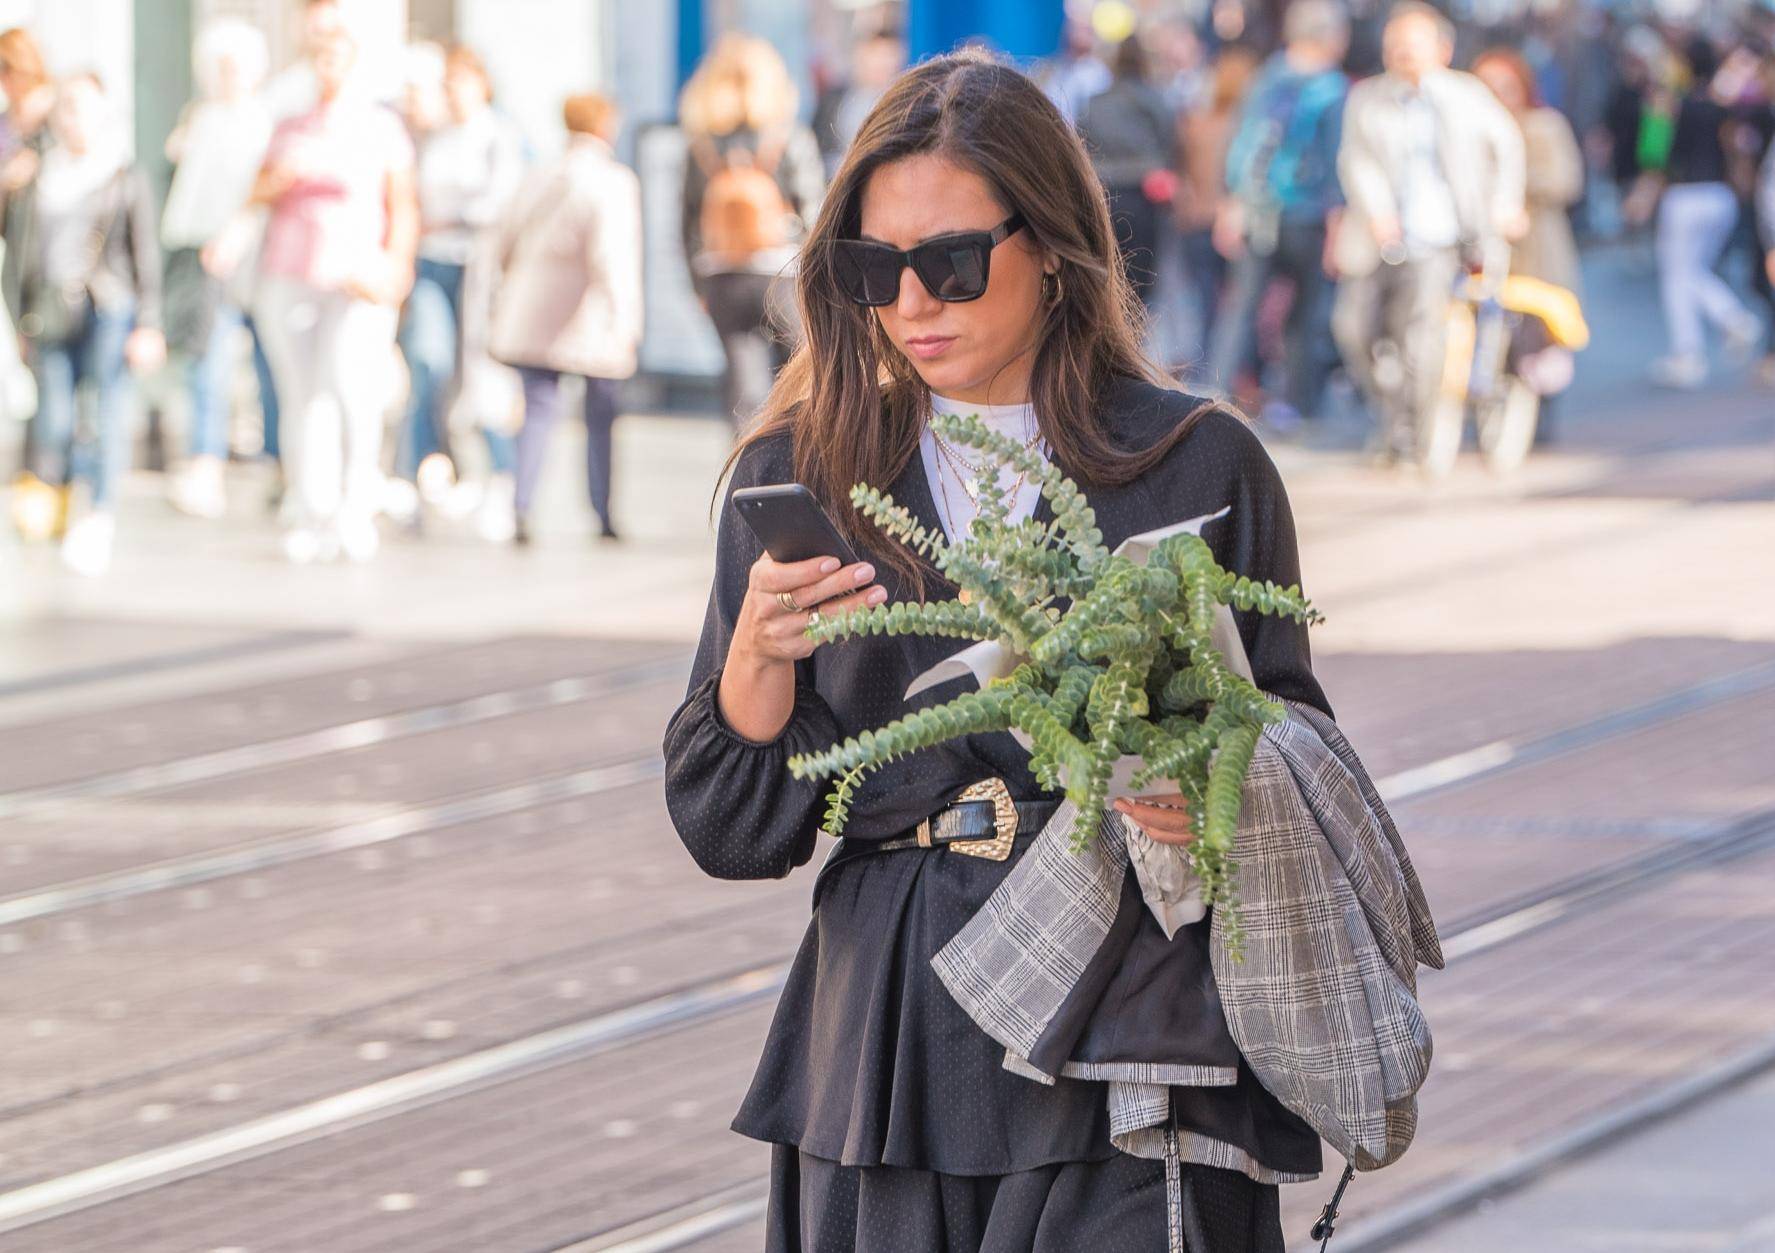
top-left (931, 422), bottom-right (1043, 478)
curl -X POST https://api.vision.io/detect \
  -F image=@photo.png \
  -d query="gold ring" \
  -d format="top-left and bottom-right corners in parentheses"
top-left (776, 591), bottom-right (803, 613)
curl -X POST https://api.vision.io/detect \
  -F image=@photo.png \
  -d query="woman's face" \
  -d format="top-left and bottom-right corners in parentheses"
top-left (857, 153), bottom-right (1052, 405)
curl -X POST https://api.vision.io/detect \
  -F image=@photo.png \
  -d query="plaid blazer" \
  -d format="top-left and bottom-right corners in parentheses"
top-left (932, 701), bottom-right (1443, 1183)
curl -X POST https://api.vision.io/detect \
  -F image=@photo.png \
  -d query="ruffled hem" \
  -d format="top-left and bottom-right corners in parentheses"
top-left (733, 842), bottom-right (1119, 1174)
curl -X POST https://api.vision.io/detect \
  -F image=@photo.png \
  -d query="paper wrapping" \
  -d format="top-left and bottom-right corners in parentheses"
top-left (903, 509), bottom-right (1255, 938)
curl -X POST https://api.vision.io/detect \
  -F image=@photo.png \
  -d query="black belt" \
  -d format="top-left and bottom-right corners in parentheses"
top-left (869, 777), bottom-right (1060, 862)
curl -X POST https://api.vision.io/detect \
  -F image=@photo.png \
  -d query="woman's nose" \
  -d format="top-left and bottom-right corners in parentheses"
top-left (895, 265), bottom-right (939, 321)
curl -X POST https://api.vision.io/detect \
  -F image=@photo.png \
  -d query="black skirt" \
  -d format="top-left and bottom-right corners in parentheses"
top-left (764, 1139), bottom-right (1286, 1253)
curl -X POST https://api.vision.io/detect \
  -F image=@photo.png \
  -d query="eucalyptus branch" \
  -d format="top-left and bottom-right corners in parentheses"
top-left (784, 410), bottom-right (1324, 958)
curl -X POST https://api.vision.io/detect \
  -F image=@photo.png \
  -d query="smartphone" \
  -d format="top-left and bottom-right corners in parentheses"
top-left (731, 483), bottom-right (861, 569)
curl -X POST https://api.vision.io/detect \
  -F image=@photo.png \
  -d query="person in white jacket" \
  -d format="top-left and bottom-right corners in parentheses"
top-left (486, 93), bottom-right (641, 545)
top-left (1329, 1), bottom-right (1526, 466)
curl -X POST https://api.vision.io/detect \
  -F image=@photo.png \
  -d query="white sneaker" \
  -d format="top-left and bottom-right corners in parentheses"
top-left (380, 476), bottom-right (420, 523)
top-left (282, 527), bottom-right (322, 565)
top-left (337, 513), bottom-right (380, 563)
top-left (60, 512), bottom-right (115, 576)
top-left (1649, 354), bottom-right (1707, 390)
top-left (169, 457), bottom-right (227, 520)
top-left (474, 474), bottom-right (515, 543)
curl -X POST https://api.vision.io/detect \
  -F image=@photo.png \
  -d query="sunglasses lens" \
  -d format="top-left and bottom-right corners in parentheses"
top-left (834, 243), bottom-right (901, 306)
top-left (910, 241), bottom-right (989, 302)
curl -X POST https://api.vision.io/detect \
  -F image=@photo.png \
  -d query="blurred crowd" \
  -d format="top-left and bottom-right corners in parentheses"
top-left (4, 0), bottom-right (1774, 576)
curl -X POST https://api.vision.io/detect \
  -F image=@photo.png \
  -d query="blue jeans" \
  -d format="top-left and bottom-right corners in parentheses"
top-left (30, 302), bottom-right (134, 510)
top-left (246, 314), bottom-right (280, 460)
top-left (514, 366), bottom-right (618, 525)
top-left (397, 257), bottom-right (514, 479)
top-left (187, 301), bottom-right (245, 459)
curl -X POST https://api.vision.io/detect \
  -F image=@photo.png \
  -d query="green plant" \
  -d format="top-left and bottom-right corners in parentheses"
top-left (785, 410), bottom-right (1322, 954)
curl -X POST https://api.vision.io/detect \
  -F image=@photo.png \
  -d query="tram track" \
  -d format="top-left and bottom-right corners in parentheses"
top-left (0, 652), bottom-right (688, 819)
top-left (3, 651), bottom-right (1770, 935)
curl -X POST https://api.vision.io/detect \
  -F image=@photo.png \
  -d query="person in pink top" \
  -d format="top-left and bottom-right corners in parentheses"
top-left (250, 21), bottom-right (417, 564)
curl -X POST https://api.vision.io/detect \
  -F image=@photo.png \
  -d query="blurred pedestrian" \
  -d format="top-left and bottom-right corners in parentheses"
top-left (1329, 2), bottom-right (1525, 464)
top-left (393, 44), bottom-right (525, 534)
top-left (1038, 19), bottom-right (1112, 126)
top-left (251, 23), bottom-right (418, 564)
top-left (12, 74), bottom-right (164, 576)
top-left (161, 19), bottom-right (272, 521)
top-left (1, 27), bottom-right (57, 539)
top-left (1632, 39), bottom-right (1762, 389)
top-left (1174, 44), bottom-right (1259, 366)
top-left (1079, 35), bottom-right (1177, 308)
top-left (1209, 0), bottom-right (1348, 430)
top-left (487, 93), bottom-right (641, 546)
top-left (679, 34), bottom-right (824, 431)
top-left (1473, 47), bottom-right (1583, 295)
top-left (811, 28), bottom-right (905, 178)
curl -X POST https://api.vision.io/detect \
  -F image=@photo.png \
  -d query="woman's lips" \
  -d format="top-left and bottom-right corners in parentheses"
top-left (904, 335), bottom-right (956, 361)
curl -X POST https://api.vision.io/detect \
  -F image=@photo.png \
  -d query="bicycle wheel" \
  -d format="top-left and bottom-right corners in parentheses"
top-left (1479, 377), bottom-right (1539, 475)
top-left (1416, 392), bottom-right (1464, 479)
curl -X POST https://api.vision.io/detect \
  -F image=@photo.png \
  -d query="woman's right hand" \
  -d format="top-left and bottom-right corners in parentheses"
top-left (736, 553), bottom-right (887, 664)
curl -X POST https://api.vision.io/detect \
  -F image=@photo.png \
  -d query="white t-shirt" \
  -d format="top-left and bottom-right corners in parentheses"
top-left (919, 391), bottom-right (1051, 543)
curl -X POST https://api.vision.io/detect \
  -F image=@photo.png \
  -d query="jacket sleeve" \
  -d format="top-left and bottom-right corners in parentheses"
top-left (1200, 410), bottom-right (1334, 720)
top-left (1222, 77), bottom-right (1266, 199)
top-left (590, 164), bottom-right (644, 356)
top-left (1336, 83), bottom-right (1397, 224)
top-left (125, 167), bottom-right (163, 330)
top-left (1761, 138), bottom-right (1775, 250)
top-left (661, 437), bottom-right (844, 880)
top-left (1477, 83), bottom-right (1528, 231)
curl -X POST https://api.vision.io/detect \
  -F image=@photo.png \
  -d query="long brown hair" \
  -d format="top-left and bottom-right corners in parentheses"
top-left (710, 48), bottom-right (1216, 601)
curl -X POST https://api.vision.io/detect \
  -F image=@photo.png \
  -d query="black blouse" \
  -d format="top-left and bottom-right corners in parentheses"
top-left (661, 377), bottom-right (1331, 1177)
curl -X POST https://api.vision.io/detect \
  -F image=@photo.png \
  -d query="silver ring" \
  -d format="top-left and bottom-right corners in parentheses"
top-left (808, 606), bottom-right (821, 624)
top-left (776, 590), bottom-right (803, 613)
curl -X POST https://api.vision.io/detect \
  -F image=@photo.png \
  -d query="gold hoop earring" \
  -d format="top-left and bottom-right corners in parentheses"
top-left (1044, 270), bottom-right (1065, 307)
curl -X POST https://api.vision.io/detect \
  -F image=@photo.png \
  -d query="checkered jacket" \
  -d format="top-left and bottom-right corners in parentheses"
top-left (932, 700), bottom-right (1444, 1181)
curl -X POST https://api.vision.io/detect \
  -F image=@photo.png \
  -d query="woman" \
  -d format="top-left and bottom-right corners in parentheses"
top-left (487, 92), bottom-right (640, 546)
top-left (679, 34), bottom-right (825, 430)
top-left (1635, 39), bottom-right (1762, 389)
top-left (662, 51), bottom-right (1328, 1251)
top-left (1, 27), bottom-right (59, 538)
top-left (394, 43), bottom-right (525, 535)
top-left (15, 74), bottom-right (164, 576)
top-left (1474, 47), bottom-right (1583, 295)
top-left (1079, 34), bottom-right (1177, 308)
top-left (251, 22), bottom-right (418, 563)
top-left (161, 18), bottom-right (273, 521)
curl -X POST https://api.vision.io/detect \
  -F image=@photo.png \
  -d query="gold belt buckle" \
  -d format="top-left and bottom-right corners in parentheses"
top-left (947, 777), bottom-right (1018, 861)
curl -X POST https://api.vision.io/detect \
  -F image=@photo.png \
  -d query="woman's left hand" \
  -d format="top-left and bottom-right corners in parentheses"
top-left (1112, 794), bottom-right (1195, 846)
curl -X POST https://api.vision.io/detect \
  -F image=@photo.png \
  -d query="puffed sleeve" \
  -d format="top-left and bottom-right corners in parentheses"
top-left (661, 435), bottom-right (845, 880)
top-left (1198, 410), bottom-right (1335, 720)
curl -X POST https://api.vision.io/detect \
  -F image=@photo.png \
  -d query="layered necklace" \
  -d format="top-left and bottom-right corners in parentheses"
top-left (931, 419), bottom-right (1046, 540)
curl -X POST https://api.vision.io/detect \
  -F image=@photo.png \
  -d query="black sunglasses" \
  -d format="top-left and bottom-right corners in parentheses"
top-left (832, 212), bottom-right (1027, 306)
